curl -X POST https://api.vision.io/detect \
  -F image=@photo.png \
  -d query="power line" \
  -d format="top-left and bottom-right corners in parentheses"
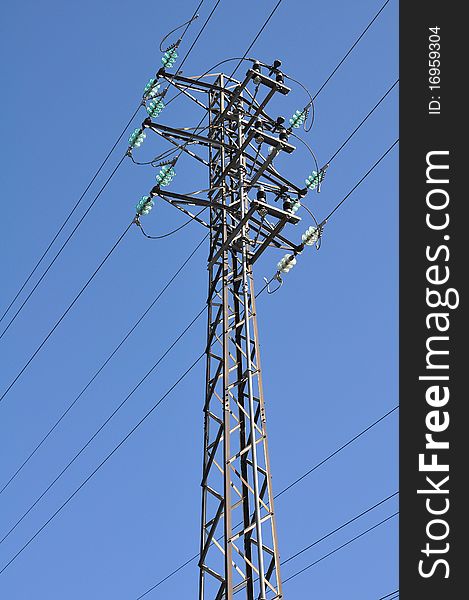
top-left (136, 208), bottom-right (207, 240)
top-left (313, 0), bottom-right (392, 100)
top-left (255, 136), bottom-right (399, 301)
top-left (0, 0), bottom-right (224, 399)
top-left (292, 74), bottom-right (395, 180)
top-left (177, 0), bottom-right (222, 74)
top-left (145, 5), bottom-right (394, 589)
top-left (0, 0), bottom-right (218, 340)
top-left (154, 57), bottom-right (394, 597)
top-left (163, 0), bottom-right (286, 168)
top-left (165, 0), bottom-right (284, 111)
top-left (136, 554), bottom-right (199, 600)
top-left (327, 79), bottom-right (398, 164)
top-left (0, 218), bottom-right (132, 406)
top-left (0, 2), bottom-right (280, 541)
top-left (229, 0), bottom-right (284, 78)
top-left (0, 106), bottom-right (140, 327)
top-left (282, 491), bottom-right (398, 566)
top-left (322, 138), bottom-right (399, 223)
top-left (0, 352), bottom-right (205, 576)
top-left (134, 405), bottom-right (398, 597)
top-left (141, 0), bottom-right (224, 112)
top-left (0, 154), bottom-right (127, 342)
top-left (232, 492), bottom-right (399, 595)
top-left (281, 512), bottom-right (399, 586)
top-left (158, 1), bottom-right (203, 52)
top-left (377, 591), bottom-right (399, 600)
top-left (275, 405), bottom-right (398, 499)
top-left (3, 3), bottom-right (398, 591)
top-left (166, 0), bottom-right (385, 120)
top-left (0, 306), bottom-right (206, 546)
top-left (0, 234), bottom-right (208, 496)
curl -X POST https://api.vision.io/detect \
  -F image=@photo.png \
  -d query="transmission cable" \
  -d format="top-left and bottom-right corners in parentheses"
top-left (0, 0), bottom-right (224, 437)
top-left (281, 512), bottom-right (399, 586)
top-left (128, 0), bottom-right (226, 173)
top-left (288, 79), bottom-right (398, 194)
top-left (274, 80), bottom-right (398, 218)
top-left (255, 138), bottom-right (399, 299)
top-left (177, 0), bottom-right (222, 74)
top-left (0, 306), bottom-right (206, 546)
top-left (282, 491), bottom-right (398, 566)
top-left (164, 57), bottom-right (253, 108)
top-left (313, 0), bottom-right (392, 100)
top-left (232, 492), bottom-right (399, 595)
top-left (165, 0), bottom-right (284, 109)
top-left (327, 79), bottom-right (398, 164)
top-left (378, 591), bottom-right (399, 600)
top-left (0, 234), bottom-right (208, 496)
top-left (159, 0), bottom-right (287, 166)
top-left (0, 154), bottom-right (127, 342)
top-left (0, 0), bottom-right (216, 339)
top-left (0, 352), bottom-right (205, 576)
top-left (136, 208), bottom-right (207, 240)
top-left (1, 0), bottom-right (397, 575)
top-left (159, 0), bottom-right (203, 52)
top-left (181, 2), bottom-right (395, 188)
top-left (229, 0), bottom-right (285, 79)
top-left (2, 0), bottom-right (389, 340)
top-left (152, 1), bottom-right (224, 110)
top-left (0, 215), bottom-right (132, 406)
top-left (136, 7), bottom-right (399, 596)
top-left (166, 0), bottom-right (387, 121)
top-left (322, 138), bottom-right (398, 223)
top-left (0, 108), bottom-right (140, 327)
top-left (275, 405), bottom-right (398, 498)
top-left (134, 405), bottom-right (398, 598)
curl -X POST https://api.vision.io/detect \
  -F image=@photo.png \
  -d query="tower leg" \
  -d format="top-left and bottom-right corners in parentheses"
top-left (199, 76), bottom-right (283, 600)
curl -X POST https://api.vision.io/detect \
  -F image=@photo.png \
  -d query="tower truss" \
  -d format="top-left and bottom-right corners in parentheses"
top-left (135, 61), bottom-right (315, 599)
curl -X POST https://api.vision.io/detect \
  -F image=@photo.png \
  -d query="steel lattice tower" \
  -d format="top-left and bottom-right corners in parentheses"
top-left (139, 61), bottom-right (313, 599)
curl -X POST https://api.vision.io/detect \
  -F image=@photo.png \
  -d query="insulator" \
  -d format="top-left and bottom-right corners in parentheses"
top-left (277, 253), bottom-right (297, 274)
top-left (275, 72), bottom-right (284, 83)
top-left (305, 168), bottom-right (326, 190)
top-left (301, 225), bottom-right (320, 246)
top-left (161, 46), bottom-right (178, 68)
top-left (290, 200), bottom-right (301, 214)
top-left (273, 59), bottom-right (282, 70)
top-left (146, 98), bottom-right (165, 118)
top-left (155, 164), bottom-right (176, 187)
top-left (289, 109), bottom-right (307, 129)
top-left (136, 195), bottom-right (154, 216)
top-left (252, 61), bottom-right (262, 83)
top-left (257, 188), bottom-right (266, 202)
top-left (128, 128), bottom-right (146, 149)
top-left (143, 78), bottom-right (161, 99)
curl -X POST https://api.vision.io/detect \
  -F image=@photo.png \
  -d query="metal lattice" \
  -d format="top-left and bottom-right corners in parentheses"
top-left (137, 62), bottom-right (311, 599)
top-left (199, 75), bottom-right (282, 600)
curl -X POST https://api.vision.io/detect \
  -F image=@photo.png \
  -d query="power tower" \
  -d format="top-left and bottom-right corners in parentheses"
top-left (133, 59), bottom-right (322, 599)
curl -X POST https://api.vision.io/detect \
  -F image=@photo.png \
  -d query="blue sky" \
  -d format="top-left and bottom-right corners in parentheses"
top-left (0, 1), bottom-right (398, 598)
